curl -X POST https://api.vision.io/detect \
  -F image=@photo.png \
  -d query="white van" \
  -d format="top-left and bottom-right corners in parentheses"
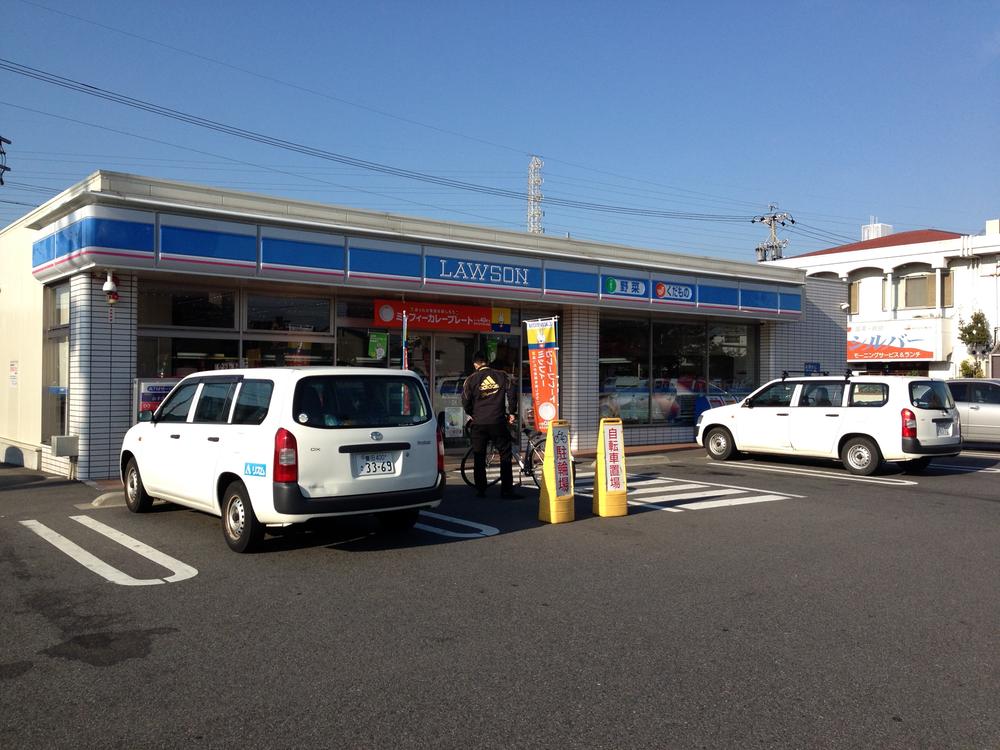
top-left (120, 368), bottom-right (445, 552)
top-left (696, 375), bottom-right (962, 475)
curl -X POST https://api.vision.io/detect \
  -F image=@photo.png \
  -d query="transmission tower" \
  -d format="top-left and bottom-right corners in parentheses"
top-left (527, 155), bottom-right (543, 234)
top-left (752, 203), bottom-right (794, 261)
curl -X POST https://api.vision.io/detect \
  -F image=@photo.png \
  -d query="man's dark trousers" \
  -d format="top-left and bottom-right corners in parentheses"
top-left (470, 422), bottom-right (514, 494)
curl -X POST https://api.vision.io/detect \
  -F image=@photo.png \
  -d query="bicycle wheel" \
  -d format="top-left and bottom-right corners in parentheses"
top-left (528, 437), bottom-right (578, 489)
top-left (461, 444), bottom-right (502, 487)
top-left (528, 438), bottom-right (546, 488)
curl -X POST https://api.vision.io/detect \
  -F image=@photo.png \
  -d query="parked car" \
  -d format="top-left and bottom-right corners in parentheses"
top-left (120, 367), bottom-right (445, 552)
top-left (696, 375), bottom-right (962, 475)
top-left (947, 378), bottom-right (1000, 443)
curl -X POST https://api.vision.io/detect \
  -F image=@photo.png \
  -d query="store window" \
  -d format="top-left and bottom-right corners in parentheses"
top-left (244, 339), bottom-right (334, 367)
top-left (138, 336), bottom-right (239, 378)
top-left (247, 294), bottom-right (330, 332)
top-left (599, 317), bottom-right (649, 424)
top-left (651, 321), bottom-right (706, 425)
top-left (708, 323), bottom-right (756, 401)
top-left (139, 285), bottom-right (235, 328)
top-left (848, 281), bottom-right (860, 315)
top-left (42, 283), bottom-right (71, 442)
top-left (337, 327), bottom-right (387, 367)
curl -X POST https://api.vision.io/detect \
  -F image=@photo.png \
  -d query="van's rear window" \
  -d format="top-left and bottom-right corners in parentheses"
top-left (293, 376), bottom-right (431, 429)
top-left (909, 381), bottom-right (954, 410)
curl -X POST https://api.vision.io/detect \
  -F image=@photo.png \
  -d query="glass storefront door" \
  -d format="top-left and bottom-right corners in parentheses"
top-left (434, 334), bottom-right (476, 449)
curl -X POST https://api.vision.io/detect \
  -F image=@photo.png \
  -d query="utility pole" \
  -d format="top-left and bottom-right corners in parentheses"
top-left (0, 136), bottom-right (11, 186)
top-left (527, 155), bottom-right (543, 234)
top-left (752, 203), bottom-right (794, 261)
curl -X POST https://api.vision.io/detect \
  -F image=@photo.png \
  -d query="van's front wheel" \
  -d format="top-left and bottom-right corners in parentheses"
top-left (705, 427), bottom-right (736, 461)
top-left (221, 481), bottom-right (264, 553)
top-left (841, 437), bottom-right (881, 476)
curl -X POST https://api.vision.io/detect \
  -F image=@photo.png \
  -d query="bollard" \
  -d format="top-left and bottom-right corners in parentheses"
top-left (593, 418), bottom-right (628, 517)
top-left (538, 420), bottom-right (575, 523)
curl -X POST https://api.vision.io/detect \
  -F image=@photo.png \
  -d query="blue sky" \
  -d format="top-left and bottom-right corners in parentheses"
top-left (2, 0), bottom-right (998, 260)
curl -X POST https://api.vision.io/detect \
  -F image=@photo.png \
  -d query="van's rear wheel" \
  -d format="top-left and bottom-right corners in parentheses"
top-left (221, 481), bottom-right (264, 553)
top-left (841, 437), bottom-right (881, 476)
top-left (705, 427), bottom-right (736, 461)
top-left (901, 456), bottom-right (933, 474)
top-left (377, 507), bottom-right (420, 532)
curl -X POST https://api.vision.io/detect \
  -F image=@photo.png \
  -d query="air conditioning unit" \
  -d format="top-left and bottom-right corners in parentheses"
top-left (51, 435), bottom-right (79, 457)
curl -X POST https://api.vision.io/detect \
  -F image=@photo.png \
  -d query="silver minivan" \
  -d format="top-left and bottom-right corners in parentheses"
top-left (947, 379), bottom-right (1000, 443)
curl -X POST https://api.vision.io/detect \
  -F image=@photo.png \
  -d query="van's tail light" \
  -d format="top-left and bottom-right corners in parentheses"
top-left (437, 425), bottom-right (445, 473)
top-left (901, 408), bottom-right (917, 439)
top-left (274, 428), bottom-right (298, 483)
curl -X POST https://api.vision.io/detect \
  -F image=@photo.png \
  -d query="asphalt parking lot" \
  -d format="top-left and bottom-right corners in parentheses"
top-left (2, 446), bottom-right (999, 749)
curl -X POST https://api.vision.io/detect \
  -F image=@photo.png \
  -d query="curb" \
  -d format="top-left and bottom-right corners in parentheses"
top-left (91, 491), bottom-right (125, 508)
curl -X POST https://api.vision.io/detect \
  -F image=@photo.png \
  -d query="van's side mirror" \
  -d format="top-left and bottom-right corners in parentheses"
top-left (138, 410), bottom-right (155, 423)
top-left (742, 399), bottom-right (753, 409)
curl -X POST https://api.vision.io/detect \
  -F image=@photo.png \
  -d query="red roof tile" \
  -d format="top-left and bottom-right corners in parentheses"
top-left (791, 229), bottom-right (962, 258)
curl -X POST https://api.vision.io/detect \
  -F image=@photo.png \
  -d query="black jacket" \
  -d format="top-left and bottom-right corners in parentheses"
top-left (462, 367), bottom-right (516, 425)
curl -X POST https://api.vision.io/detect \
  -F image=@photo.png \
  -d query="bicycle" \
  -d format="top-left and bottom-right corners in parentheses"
top-left (461, 425), bottom-right (576, 489)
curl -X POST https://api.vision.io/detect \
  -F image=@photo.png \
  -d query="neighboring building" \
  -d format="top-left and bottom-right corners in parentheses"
top-left (0, 171), bottom-right (845, 479)
top-left (774, 220), bottom-right (1000, 379)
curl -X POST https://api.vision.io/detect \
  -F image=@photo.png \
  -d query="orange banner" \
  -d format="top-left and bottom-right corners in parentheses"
top-left (525, 318), bottom-right (559, 432)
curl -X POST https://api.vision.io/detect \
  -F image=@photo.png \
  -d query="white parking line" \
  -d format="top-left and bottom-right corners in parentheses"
top-left (930, 464), bottom-right (1000, 474)
top-left (71, 515), bottom-right (197, 582)
top-left (726, 462), bottom-right (918, 485)
top-left (415, 510), bottom-right (499, 539)
top-left (20, 518), bottom-right (198, 586)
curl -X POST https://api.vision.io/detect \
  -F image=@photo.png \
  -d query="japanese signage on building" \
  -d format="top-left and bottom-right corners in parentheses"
top-left (374, 299), bottom-right (493, 332)
top-left (524, 317), bottom-right (560, 432)
top-left (602, 275), bottom-right (648, 298)
top-left (847, 319), bottom-right (945, 362)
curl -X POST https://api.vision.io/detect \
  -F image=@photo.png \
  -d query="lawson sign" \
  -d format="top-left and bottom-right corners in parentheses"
top-left (425, 254), bottom-right (542, 292)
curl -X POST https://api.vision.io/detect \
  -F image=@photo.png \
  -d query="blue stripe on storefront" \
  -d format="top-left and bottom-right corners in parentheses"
top-left (349, 247), bottom-right (422, 278)
top-left (32, 218), bottom-right (154, 267)
top-left (698, 284), bottom-right (739, 307)
top-left (262, 237), bottom-right (345, 270)
top-left (779, 292), bottom-right (802, 312)
top-left (740, 289), bottom-right (779, 311)
top-left (160, 225), bottom-right (256, 263)
top-left (545, 267), bottom-right (598, 296)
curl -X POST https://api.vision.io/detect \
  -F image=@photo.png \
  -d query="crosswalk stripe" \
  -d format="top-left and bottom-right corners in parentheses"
top-left (631, 487), bottom-right (746, 504)
top-left (675, 494), bottom-right (790, 510)
top-left (627, 500), bottom-right (684, 512)
top-left (629, 483), bottom-right (706, 497)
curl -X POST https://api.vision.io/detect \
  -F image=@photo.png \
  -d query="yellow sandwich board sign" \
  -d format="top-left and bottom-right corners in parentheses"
top-left (594, 418), bottom-right (627, 517)
top-left (538, 419), bottom-right (575, 524)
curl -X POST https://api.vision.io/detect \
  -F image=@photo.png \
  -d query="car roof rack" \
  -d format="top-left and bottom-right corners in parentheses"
top-left (780, 369), bottom-right (830, 380)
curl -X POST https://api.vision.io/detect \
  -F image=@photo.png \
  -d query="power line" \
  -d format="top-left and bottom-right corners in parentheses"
top-left (0, 58), bottom-right (758, 224)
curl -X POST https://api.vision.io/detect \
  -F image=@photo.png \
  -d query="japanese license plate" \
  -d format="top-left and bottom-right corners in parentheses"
top-left (936, 422), bottom-right (953, 437)
top-left (354, 452), bottom-right (395, 476)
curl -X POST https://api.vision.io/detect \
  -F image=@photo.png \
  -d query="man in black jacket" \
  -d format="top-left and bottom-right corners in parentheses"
top-left (462, 351), bottom-right (521, 498)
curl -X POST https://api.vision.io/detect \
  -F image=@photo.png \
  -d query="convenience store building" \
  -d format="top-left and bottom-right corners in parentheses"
top-left (0, 172), bottom-right (845, 479)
